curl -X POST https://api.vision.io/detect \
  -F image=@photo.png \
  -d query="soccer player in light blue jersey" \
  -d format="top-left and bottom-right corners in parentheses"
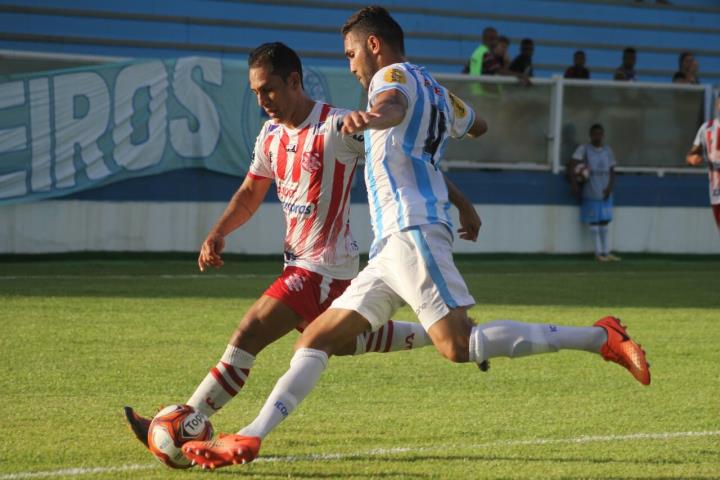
top-left (183, 7), bottom-right (650, 468)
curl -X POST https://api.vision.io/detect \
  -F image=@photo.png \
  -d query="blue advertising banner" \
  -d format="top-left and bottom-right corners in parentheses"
top-left (0, 57), bottom-right (363, 204)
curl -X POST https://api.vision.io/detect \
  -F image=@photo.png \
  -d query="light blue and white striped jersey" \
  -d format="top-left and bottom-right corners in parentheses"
top-left (364, 62), bottom-right (475, 255)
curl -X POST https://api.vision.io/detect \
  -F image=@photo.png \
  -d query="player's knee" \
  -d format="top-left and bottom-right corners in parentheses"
top-left (230, 315), bottom-right (267, 350)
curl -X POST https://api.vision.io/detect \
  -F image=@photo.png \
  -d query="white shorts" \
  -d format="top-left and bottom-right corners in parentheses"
top-left (330, 224), bottom-right (475, 332)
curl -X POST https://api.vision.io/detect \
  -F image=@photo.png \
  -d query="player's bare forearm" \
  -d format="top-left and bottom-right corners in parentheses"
top-left (445, 175), bottom-right (481, 241)
top-left (466, 115), bottom-right (488, 138)
top-left (343, 89), bottom-right (408, 135)
top-left (210, 176), bottom-right (271, 237)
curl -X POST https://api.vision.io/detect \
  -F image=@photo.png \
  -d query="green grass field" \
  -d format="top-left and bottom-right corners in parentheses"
top-left (1, 254), bottom-right (719, 479)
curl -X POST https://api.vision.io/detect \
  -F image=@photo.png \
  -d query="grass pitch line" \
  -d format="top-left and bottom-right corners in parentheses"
top-left (2, 430), bottom-right (718, 479)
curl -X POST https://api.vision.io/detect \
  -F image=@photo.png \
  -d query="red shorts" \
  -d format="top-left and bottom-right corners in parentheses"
top-left (264, 266), bottom-right (352, 332)
top-left (713, 204), bottom-right (720, 229)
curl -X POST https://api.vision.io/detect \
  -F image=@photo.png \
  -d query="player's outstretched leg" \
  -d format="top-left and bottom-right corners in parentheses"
top-left (123, 406), bottom-right (151, 448)
top-left (466, 316), bottom-right (650, 385)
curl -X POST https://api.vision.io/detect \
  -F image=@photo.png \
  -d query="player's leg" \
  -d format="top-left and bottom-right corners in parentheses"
top-left (182, 263), bottom-right (402, 468)
top-left (185, 295), bottom-right (301, 417)
top-left (394, 224), bottom-right (648, 384)
top-left (124, 294), bottom-right (298, 448)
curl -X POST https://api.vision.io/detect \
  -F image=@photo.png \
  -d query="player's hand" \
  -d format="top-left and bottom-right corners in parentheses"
top-left (686, 154), bottom-right (703, 166)
top-left (457, 205), bottom-right (481, 242)
top-left (341, 111), bottom-right (379, 135)
top-left (198, 232), bottom-right (225, 272)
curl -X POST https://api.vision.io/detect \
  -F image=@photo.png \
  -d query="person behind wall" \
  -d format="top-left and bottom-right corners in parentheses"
top-left (569, 124), bottom-right (621, 262)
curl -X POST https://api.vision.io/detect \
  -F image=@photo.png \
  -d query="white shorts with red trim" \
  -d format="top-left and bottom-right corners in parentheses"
top-left (331, 224), bottom-right (475, 332)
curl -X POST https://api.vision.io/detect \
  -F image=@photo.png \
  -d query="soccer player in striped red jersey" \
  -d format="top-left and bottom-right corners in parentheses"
top-left (687, 96), bottom-right (720, 230)
top-left (124, 42), bottom-right (481, 458)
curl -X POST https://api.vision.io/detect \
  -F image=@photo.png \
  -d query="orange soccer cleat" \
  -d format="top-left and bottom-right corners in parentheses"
top-left (124, 406), bottom-right (152, 448)
top-left (594, 316), bottom-right (651, 386)
top-left (182, 433), bottom-right (262, 469)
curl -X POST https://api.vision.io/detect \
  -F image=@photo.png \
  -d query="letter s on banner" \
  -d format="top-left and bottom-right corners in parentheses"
top-left (113, 61), bottom-right (168, 171)
top-left (170, 57), bottom-right (222, 158)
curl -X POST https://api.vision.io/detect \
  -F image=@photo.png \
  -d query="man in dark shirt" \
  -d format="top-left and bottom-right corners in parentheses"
top-left (509, 38), bottom-right (534, 85)
top-left (673, 52), bottom-right (699, 84)
top-left (564, 50), bottom-right (590, 79)
top-left (614, 47), bottom-right (636, 81)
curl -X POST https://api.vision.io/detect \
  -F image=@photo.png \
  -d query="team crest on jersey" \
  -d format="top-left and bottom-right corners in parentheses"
top-left (384, 68), bottom-right (407, 84)
top-left (448, 92), bottom-right (467, 119)
top-left (301, 151), bottom-right (322, 173)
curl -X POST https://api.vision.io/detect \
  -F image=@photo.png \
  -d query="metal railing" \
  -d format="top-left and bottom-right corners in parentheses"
top-left (436, 73), bottom-right (713, 175)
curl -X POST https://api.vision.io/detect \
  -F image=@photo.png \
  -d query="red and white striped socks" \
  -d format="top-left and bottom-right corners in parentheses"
top-left (186, 345), bottom-right (254, 417)
top-left (354, 320), bottom-right (431, 355)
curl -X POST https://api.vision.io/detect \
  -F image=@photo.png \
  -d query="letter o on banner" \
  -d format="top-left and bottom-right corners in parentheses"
top-left (113, 61), bottom-right (169, 171)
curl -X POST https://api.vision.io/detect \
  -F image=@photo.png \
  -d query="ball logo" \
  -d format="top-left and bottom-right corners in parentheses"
top-left (182, 413), bottom-right (207, 437)
top-left (302, 151), bottom-right (322, 173)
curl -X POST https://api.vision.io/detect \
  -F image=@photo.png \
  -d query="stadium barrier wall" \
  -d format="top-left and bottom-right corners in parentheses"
top-left (1, 200), bottom-right (718, 254)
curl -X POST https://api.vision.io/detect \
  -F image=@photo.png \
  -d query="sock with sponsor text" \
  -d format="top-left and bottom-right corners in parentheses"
top-left (186, 345), bottom-right (254, 417)
top-left (239, 348), bottom-right (327, 439)
top-left (353, 320), bottom-right (432, 355)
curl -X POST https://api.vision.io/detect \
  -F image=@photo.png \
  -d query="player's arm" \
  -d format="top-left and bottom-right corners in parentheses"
top-left (445, 174), bottom-right (481, 242)
top-left (341, 89), bottom-right (408, 134)
top-left (198, 175), bottom-right (273, 272)
top-left (465, 113), bottom-right (488, 138)
top-left (686, 145), bottom-right (703, 166)
top-left (603, 167), bottom-right (616, 200)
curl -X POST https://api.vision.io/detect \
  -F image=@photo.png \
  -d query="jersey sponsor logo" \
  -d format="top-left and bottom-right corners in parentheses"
top-left (284, 273), bottom-right (305, 292)
top-left (448, 92), bottom-right (467, 119)
top-left (301, 151), bottom-right (322, 173)
top-left (384, 68), bottom-right (407, 84)
top-left (282, 201), bottom-right (313, 216)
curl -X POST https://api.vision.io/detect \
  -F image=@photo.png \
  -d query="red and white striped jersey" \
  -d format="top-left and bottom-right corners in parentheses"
top-left (248, 102), bottom-right (364, 279)
top-left (693, 118), bottom-right (720, 205)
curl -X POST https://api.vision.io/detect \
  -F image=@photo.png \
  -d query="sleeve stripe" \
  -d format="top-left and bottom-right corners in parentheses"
top-left (247, 172), bottom-right (271, 181)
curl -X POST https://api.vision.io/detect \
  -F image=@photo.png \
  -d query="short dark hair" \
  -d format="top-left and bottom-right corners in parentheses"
top-left (521, 38), bottom-right (534, 46)
top-left (589, 123), bottom-right (604, 133)
top-left (248, 42), bottom-right (303, 87)
top-left (341, 6), bottom-right (405, 55)
top-left (678, 51), bottom-right (693, 68)
top-left (498, 35), bottom-right (510, 45)
top-left (623, 47), bottom-right (636, 55)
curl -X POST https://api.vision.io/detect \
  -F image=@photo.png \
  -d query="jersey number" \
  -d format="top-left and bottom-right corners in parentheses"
top-left (424, 104), bottom-right (446, 164)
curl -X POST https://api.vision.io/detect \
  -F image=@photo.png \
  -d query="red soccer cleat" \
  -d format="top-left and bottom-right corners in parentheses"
top-left (124, 406), bottom-right (152, 448)
top-left (594, 316), bottom-right (651, 386)
top-left (182, 433), bottom-right (262, 469)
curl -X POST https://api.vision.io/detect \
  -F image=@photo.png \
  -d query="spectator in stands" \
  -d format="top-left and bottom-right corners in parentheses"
top-left (569, 124), bottom-right (620, 262)
top-left (494, 36), bottom-right (511, 74)
top-left (465, 27), bottom-right (499, 75)
top-left (509, 38), bottom-right (534, 85)
top-left (614, 47), bottom-right (637, 81)
top-left (564, 50), bottom-right (590, 79)
top-left (673, 52), bottom-right (699, 84)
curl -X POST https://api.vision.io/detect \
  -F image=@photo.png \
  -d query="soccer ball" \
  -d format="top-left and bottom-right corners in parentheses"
top-left (147, 404), bottom-right (213, 469)
top-left (573, 162), bottom-right (590, 184)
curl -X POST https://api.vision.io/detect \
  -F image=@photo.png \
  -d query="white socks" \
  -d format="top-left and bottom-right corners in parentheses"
top-left (239, 348), bottom-right (328, 439)
top-left (469, 320), bottom-right (606, 363)
top-left (591, 224), bottom-right (610, 257)
top-left (599, 224), bottom-right (610, 256)
top-left (186, 345), bottom-right (255, 417)
top-left (353, 320), bottom-right (431, 354)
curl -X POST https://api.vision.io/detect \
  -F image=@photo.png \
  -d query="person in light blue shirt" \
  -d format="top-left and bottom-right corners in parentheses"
top-left (570, 124), bottom-right (620, 261)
